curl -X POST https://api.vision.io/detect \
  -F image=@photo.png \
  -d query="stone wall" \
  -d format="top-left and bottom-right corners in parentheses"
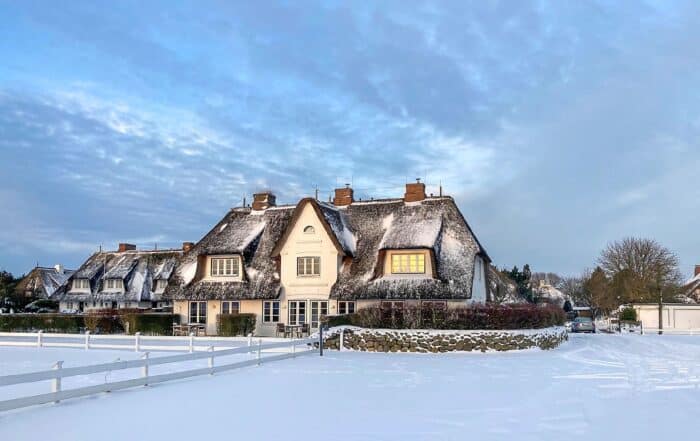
top-left (323, 327), bottom-right (567, 353)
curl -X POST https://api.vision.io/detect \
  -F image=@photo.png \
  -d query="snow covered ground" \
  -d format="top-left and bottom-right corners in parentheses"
top-left (2, 334), bottom-right (700, 440)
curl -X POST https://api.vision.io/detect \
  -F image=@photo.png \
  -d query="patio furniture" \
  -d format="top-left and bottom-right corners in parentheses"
top-left (276, 323), bottom-right (286, 337)
top-left (298, 324), bottom-right (309, 338)
top-left (285, 324), bottom-right (301, 338)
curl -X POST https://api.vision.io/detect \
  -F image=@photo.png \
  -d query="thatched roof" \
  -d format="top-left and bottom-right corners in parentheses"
top-left (15, 267), bottom-right (74, 299)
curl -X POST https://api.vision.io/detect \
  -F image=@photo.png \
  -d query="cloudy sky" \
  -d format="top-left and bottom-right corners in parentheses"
top-left (1, 1), bottom-right (699, 277)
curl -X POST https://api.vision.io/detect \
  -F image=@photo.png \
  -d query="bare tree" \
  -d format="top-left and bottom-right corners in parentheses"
top-left (559, 274), bottom-right (590, 307)
top-left (598, 237), bottom-right (682, 303)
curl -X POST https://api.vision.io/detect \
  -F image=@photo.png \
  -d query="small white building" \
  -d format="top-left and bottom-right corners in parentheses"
top-left (632, 304), bottom-right (700, 331)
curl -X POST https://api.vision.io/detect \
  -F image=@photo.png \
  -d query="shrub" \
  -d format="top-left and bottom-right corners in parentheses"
top-left (324, 314), bottom-right (353, 327)
top-left (217, 313), bottom-right (256, 336)
top-left (336, 304), bottom-right (565, 330)
top-left (118, 309), bottom-right (178, 335)
top-left (619, 307), bottom-right (637, 322)
top-left (84, 309), bottom-right (122, 334)
top-left (0, 314), bottom-right (85, 333)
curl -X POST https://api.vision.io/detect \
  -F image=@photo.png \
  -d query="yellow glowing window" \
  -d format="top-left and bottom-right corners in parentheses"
top-left (391, 253), bottom-right (425, 274)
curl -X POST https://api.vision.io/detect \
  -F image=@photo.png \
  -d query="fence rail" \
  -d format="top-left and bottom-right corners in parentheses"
top-left (0, 335), bottom-right (320, 412)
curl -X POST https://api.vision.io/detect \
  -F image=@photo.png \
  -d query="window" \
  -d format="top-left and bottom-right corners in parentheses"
top-left (105, 279), bottom-right (123, 291)
top-left (189, 301), bottom-right (207, 324)
top-left (391, 253), bottom-right (425, 274)
top-left (72, 279), bottom-right (90, 290)
top-left (310, 301), bottom-right (328, 329)
top-left (381, 301), bottom-right (405, 326)
top-left (297, 256), bottom-right (321, 276)
top-left (263, 301), bottom-right (280, 323)
top-left (288, 300), bottom-right (307, 325)
top-left (303, 225), bottom-right (315, 234)
top-left (155, 279), bottom-right (168, 292)
top-left (210, 257), bottom-right (240, 277)
top-left (222, 301), bottom-right (240, 315)
top-left (338, 301), bottom-right (355, 315)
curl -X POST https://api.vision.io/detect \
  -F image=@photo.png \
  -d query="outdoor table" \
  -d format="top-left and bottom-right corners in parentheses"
top-left (285, 325), bottom-right (302, 338)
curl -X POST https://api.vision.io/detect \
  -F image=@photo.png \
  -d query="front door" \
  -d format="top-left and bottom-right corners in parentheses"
top-left (310, 301), bottom-right (328, 329)
top-left (288, 301), bottom-right (307, 325)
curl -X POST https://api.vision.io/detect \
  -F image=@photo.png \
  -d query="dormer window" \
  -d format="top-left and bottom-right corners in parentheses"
top-left (303, 225), bottom-right (315, 234)
top-left (72, 279), bottom-right (90, 291)
top-left (210, 257), bottom-right (240, 277)
top-left (104, 278), bottom-right (123, 292)
top-left (155, 279), bottom-right (168, 293)
top-left (391, 253), bottom-right (425, 274)
top-left (297, 256), bottom-right (321, 277)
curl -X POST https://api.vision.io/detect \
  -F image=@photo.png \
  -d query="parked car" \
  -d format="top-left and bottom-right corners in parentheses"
top-left (571, 316), bottom-right (596, 333)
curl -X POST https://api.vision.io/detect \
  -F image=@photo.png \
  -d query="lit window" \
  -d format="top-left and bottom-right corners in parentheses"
top-left (303, 225), bottom-right (315, 234)
top-left (263, 301), bottom-right (280, 323)
top-left (391, 253), bottom-right (425, 274)
top-left (210, 257), bottom-right (240, 277)
top-left (338, 301), bottom-right (355, 315)
top-left (297, 256), bottom-right (321, 276)
top-left (222, 301), bottom-right (240, 315)
top-left (189, 301), bottom-right (207, 324)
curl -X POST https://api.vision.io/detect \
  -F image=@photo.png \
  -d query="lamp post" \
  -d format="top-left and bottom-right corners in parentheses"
top-left (658, 286), bottom-right (663, 335)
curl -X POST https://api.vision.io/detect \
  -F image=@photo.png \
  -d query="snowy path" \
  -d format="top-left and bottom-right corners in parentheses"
top-left (2, 334), bottom-right (700, 440)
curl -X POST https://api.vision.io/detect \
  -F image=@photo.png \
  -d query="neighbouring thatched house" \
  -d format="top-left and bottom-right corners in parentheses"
top-left (682, 266), bottom-right (700, 303)
top-left (15, 265), bottom-right (74, 299)
top-left (55, 243), bottom-right (186, 312)
top-left (166, 182), bottom-right (491, 336)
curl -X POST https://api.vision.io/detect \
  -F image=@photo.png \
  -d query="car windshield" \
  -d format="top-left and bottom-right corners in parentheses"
top-left (574, 317), bottom-right (592, 322)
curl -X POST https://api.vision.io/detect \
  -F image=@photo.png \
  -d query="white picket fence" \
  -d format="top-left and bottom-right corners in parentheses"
top-left (0, 335), bottom-right (320, 412)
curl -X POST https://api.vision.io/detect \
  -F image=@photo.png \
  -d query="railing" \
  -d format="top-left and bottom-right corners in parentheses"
top-left (0, 335), bottom-right (320, 412)
top-left (0, 331), bottom-right (285, 353)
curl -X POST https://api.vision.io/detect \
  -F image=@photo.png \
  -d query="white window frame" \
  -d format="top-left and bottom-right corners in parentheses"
top-left (310, 301), bottom-right (328, 329)
top-left (189, 301), bottom-right (207, 324)
top-left (288, 300), bottom-right (307, 325)
top-left (72, 279), bottom-right (90, 291)
top-left (338, 301), bottom-right (355, 315)
top-left (210, 256), bottom-right (240, 277)
top-left (297, 256), bottom-right (321, 277)
top-left (263, 301), bottom-right (280, 323)
top-left (222, 301), bottom-right (240, 315)
top-left (154, 279), bottom-right (168, 293)
top-left (391, 253), bottom-right (426, 274)
top-left (104, 278), bottom-right (123, 292)
top-left (303, 225), bottom-right (315, 234)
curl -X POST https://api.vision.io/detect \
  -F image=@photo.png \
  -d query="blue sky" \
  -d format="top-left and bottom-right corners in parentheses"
top-left (1, 1), bottom-right (699, 278)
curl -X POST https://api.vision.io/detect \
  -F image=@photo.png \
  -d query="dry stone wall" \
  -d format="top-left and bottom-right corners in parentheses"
top-left (323, 327), bottom-right (567, 353)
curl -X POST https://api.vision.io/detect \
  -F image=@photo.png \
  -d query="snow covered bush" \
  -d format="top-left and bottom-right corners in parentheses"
top-left (328, 304), bottom-right (565, 330)
top-left (217, 313), bottom-right (256, 336)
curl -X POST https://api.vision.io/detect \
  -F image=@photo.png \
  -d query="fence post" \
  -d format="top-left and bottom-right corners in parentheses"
top-left (292, 341), bottom-right (296, 358)
top-left (319, 324), bottom-right (324, 356)
top-left (37, 330), bottom-right (43, 348)
top-left (208, 346), bottom-right (215, 374)
top-left (51, 361), bottom-right (63, 403)
top-left (134, 332), bottom-right (141, 352)
top-left (640, 322), bottom-right (644, 335)
top-left (257, 339), bottom-right (262, 365)
top-left (141, 352), bottom-right (149, 386)
top-left (339, 328), bottom-right (344, 352)
top-left (248, 333), bottom-right (253, 355)
top-left (189, 332), bottom-right (195, 353)
top-left (84, 330), bottom-right (91, 350)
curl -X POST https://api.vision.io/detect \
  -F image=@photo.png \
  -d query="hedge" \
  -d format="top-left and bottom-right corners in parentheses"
top-left (217, 313), bottom-right (256, 336)
top-left (619, 307), bottom-right (637, 322)
top-left (118, 310), bottom-right (179, 335)
top-left (0, 314), bottom-right (85, 333)
top-left (324, 304), bottom-right (565, 330)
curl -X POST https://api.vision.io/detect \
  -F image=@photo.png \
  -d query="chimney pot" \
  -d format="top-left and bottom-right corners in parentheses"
top-left (54, 264), bottom-right (64, 274)
top-left (252, 192), bottom-right (276, 210)
top-left (404, 181), bottom-right (426, 202)
top-left (333, 186), bottom-right (354, 206)
top-left (118, 243), bottom-right (136, 252)
top-left (695, 265), bottom-right (700, 277)
top-left (183, 242), bottom-right (195, 253)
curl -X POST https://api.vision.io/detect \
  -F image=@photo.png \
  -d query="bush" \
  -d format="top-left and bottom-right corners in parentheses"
top-left (84, 309), bottom-right (122, 334)
top-left (118, 309), bottom-right (178, 335)
top-left (332, 304), bottom-right (565, 330)
top-left (324, 314), bottom-right (353, 327)
top-left (217, 313), bottom-right (256, 336)
top-left (619, 307), bottom-right (637, 321)
top-left (0, 314), bottom-right (85, 333)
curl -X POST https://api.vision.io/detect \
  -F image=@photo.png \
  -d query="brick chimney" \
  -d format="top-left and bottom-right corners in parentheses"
top-left (252, 192), bottom-right (276, 210)
top-left (404, 179), bottom-right (426, 202)
top-left (333, 185), bottom-right (354, 206)
top-left (695, 265), bottom-right (700, 277)
top-left (118, 243), bottom-right (136, 252)
top-left (182, 242), bottom-right (195, 253)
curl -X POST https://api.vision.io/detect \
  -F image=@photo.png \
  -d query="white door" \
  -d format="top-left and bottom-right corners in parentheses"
top-left (310, 301), bottom-right (328, 329)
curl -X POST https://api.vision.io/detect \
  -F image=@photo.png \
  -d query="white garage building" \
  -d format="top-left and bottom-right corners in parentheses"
top-left (632, 303), bottom-right (700, 332)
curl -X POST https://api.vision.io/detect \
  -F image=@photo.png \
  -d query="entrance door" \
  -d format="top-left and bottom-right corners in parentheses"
top-left (288, 301), bottom-right (307, 325)
top-left (310, 301), bottom-right (328, 329)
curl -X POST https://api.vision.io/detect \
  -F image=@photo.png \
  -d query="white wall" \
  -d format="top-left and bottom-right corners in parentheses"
top-left (634, 304), bottom-right (700, 330)
top-left (470, 255), bottom-right (487, 303)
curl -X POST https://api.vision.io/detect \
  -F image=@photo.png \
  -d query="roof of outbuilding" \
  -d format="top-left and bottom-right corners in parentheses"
top-left (56, 249), bottom-right (183, 302)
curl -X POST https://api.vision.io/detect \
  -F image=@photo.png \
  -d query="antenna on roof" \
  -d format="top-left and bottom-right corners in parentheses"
top-left (439, 180), bottom-right (443, 197)
top-left (315, 186), bottom-right (319, 200)
top-left (243, 196), bottom-right (246, 208)
top-left (99, 244), bottom-right (102, 253)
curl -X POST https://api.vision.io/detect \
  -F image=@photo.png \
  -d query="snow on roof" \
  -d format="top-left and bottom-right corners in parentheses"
top-left (168, 196), bottom-right (489, 302)
top-left (16, 267), bottom-right (75, 299)
top-left (56, 249), bottom-right (183, 302)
